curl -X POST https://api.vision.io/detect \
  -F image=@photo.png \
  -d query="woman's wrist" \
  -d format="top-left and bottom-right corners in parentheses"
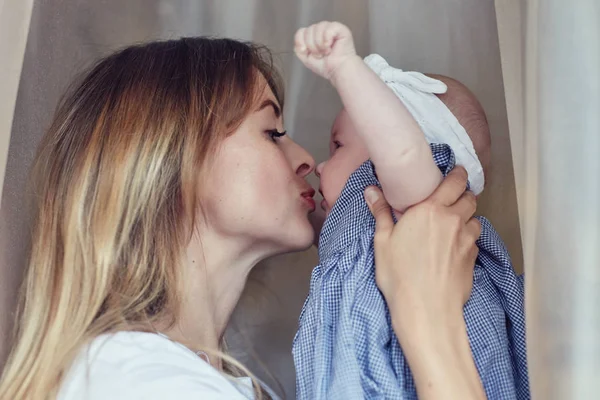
top-left (391, 304), bottom-right (485, 400)
top-left (389, 296), bottom-right (465, 344)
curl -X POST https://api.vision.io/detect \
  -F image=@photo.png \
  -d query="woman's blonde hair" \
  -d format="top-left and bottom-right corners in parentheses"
top-left (0, 37), bottom-right (284, 399)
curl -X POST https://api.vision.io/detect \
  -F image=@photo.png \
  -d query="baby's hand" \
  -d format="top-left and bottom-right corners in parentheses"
top-left (294, 21), bottom-right (359, 81)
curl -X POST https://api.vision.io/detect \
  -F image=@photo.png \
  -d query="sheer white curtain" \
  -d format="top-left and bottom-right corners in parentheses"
top-left (1, 0), bottom-right (524, 397)
top-left (0, 0), bottom-right (34, 365)
top-left (0, 0), bottom-right (33, 200)
top-left (497, 1), bottom-right (600, 398)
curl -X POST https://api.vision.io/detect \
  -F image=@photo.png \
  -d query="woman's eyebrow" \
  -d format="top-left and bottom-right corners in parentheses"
top-left (256, 99), bottom-right (281, 118)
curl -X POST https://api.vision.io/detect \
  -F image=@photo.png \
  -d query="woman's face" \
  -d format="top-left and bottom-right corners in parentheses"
top-left (200, 83), bottom-right (316, 256)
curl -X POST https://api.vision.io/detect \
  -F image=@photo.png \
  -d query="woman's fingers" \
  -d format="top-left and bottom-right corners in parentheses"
top-left (463, 218), bottom-right (481, 279)
top-left (466, 217), bottom-right (482, 242)
top-left (449, 191), bottom-right (477, 224)
top-left (364, 186), bottom-right (394, 240)
top-left (428, 166), bottom-right (469, 207)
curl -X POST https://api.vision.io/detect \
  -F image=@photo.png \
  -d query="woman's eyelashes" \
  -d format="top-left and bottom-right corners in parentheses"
top-left (267, 129), bottom-right (287, 142)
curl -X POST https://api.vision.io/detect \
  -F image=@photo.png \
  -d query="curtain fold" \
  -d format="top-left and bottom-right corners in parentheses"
top-left (496, 1), bottom-right (600, 398)
top-left (0, 0), bottom-right (34, 364)
top-left (526, 2), bottom-right (600, 398)
top-left (0, 0), bottom-right (33, 201)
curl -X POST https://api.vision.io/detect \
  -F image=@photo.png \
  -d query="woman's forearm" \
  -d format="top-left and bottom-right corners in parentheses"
top-left (365, 167), bottom-right (483, 399)
top-left (392, 309), bottom-right (486, 400)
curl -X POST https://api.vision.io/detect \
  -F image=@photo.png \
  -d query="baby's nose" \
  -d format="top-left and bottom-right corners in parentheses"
top-left (315, 161), bottom-right (326, 178)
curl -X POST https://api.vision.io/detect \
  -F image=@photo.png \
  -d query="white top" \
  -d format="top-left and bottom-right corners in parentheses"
top-left (58, 331), bottom-right (255, 400)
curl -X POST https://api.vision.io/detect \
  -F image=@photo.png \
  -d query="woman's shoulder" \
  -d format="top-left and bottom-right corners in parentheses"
top-left (58, 331), bottom-right (252, 400)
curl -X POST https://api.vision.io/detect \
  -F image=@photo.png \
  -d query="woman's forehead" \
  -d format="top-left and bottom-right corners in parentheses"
top-left (252, 80), bottom-right (284, 125)
top-left (254, 78), bottom-right (281, 108)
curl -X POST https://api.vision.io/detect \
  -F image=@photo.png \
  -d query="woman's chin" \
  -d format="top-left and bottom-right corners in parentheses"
top-left (296, 231), bottom-right (317, 251)
top-left (266, 217), bottom-right (317, 255)
top-left (288, 221), bottom-right (317, 252)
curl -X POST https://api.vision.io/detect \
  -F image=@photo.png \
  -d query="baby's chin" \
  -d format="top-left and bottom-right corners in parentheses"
top-left (320, 198), bottom-right (330, 214)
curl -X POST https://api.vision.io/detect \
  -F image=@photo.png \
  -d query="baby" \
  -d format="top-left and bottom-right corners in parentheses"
top-left (292, 21), bottom-right (529, 400)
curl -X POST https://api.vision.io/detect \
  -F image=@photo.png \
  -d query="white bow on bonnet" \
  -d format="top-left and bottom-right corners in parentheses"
top-left (364, 54), bottom-right (485, 195)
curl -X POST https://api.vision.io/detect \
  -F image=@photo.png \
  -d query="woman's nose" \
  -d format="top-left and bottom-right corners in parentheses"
top-left (296, 161), bottom-right (313, 178)
top-left (287, 141), bottom-right (315, 178)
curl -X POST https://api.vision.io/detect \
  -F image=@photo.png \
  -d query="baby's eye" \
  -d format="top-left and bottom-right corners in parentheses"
top-left (330, 140), bottom-right (342, 156)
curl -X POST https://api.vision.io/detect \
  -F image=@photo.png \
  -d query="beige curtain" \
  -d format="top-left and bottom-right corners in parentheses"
top-left (1, 1), bottom-right (522, 398)
top-left (0, 0), bottom-right (33, 201)
top-left (497, 1), bottom-right (600, 398)
top-left (0, 0), bottom-right (34, 365)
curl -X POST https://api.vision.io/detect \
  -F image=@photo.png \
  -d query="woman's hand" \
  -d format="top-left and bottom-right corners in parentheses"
top-left (366, 166), bottom-right (485, 400)
top-left (366, 166), bottom-right (480, 331)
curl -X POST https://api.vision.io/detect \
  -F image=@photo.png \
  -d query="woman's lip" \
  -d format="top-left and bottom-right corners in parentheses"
top-left (301, 188), bottom-right (316, 198)
top-left (303, 196), bottom-right (316, 212)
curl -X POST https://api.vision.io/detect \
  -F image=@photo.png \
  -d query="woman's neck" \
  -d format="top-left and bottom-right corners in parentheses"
top-left (159, 228), bottom-right (269, 366)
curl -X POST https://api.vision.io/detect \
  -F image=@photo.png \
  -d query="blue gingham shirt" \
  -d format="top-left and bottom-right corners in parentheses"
top-left (293, 144), bottom-right (529, 400)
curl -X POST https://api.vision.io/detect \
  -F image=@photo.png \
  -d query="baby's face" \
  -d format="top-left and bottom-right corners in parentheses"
top-left (316, 109), bottom-right (369, 214)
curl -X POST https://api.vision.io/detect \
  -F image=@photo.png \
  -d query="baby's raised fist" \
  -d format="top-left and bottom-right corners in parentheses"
top-left (294, 21), bottom-right (357, 81)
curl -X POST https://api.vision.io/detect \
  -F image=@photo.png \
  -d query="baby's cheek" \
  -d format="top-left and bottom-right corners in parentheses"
top-left (321, 161), bottom-right (350, 205)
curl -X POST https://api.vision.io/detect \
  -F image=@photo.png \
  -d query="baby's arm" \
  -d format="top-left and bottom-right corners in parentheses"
top-left (295, 22), bottom-right (442, 211)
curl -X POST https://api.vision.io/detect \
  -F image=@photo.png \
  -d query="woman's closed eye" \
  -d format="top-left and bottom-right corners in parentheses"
top-left (267, 129), bottom-right (287, 143)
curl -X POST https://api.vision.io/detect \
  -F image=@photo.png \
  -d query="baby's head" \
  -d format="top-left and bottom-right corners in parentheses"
top-left (316, 74), bottom-right (491, 214)
top-left (427, 74), bottom-right (492, 179)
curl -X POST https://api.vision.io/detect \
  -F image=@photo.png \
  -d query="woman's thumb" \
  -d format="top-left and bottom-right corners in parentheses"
top-left (364, 186), bottom-right (394, 234)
